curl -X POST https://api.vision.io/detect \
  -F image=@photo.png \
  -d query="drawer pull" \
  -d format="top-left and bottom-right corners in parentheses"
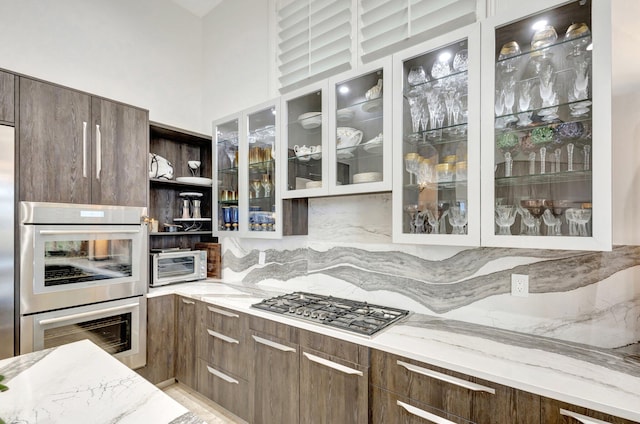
top-left (397, 360), bottom-right (495, 395)
top-left (397, 400), bottom-right (456, 424)
top-left (207, 329), bottom-right (239, 344)
top-left (206, 365), bottom-right (239, 384)
top-left (560, 409), bottom-right (612, 424)
top-left (207, 305), bottom-right (239, 318)
top-left (252, 335), bottom-right (296, 353)
top-left (181, 299), bottom-right (195, 305)
top-left (303, 352), bottom-right (363, 376)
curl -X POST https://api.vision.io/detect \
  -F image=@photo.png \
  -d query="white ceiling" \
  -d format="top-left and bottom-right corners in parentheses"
top-left (171, 0), bottom-right (223, 17)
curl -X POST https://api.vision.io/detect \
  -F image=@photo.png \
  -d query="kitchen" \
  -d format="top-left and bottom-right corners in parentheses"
top-left (1, 0), bottom-right (640, 423)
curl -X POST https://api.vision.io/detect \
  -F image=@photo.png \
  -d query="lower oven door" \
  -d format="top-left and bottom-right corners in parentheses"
top-left (20, 296), bottom-right (147, 369)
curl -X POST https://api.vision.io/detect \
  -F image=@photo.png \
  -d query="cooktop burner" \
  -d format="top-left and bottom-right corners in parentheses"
top-left (251, 292), bottom-right (410, 336)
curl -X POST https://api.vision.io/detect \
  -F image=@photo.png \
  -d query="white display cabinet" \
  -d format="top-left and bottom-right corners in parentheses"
top-left (392, 24), bottom-right (481, 246)
top-left (214, 99), bottom-right (282, 239)
top-left (480, 0), bottom-right (612, 250)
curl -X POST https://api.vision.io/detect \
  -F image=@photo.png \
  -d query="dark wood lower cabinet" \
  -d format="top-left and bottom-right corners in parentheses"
top-left (541, 397), bottom-right (638, 424)
top-left (175, 296), bottom-right (196, 388)
top-left (135, 295), bottom-right (176, 384)
top-left (196, 359), bottom-right (250, 421)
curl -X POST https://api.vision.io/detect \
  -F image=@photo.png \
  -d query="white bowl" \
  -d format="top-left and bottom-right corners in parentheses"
top-left (336, 127), bottom-right (363, 154)
top-left (337, 108), bottom-right (355, 122)
top-left (175, 177), bottom-right (213, 186)
top-left (299, 112), bottom-right (322, 129)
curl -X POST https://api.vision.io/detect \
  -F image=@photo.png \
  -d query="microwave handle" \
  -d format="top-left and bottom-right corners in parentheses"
top-left (39, 229), bottom-right (141, 235)
top-left (38, 302), bottom-right (139, 326)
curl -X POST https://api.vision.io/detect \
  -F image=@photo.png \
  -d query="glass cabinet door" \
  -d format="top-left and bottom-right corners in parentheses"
top-left (244, 102), bottom-right (280, 238)
top-left (328, 58), bottom-right (392, 194)
top-left (214, 116), bottom-right (240, 235)
top-left (392, 25), bottom-right (481, 246)
top-left (281, 81), bottom-right (329, 198)
top-left (481, 0), bottom-right (611, 250)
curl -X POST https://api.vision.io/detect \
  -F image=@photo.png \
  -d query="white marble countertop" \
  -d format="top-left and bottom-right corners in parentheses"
top-left (0, 339), bottom-right (203, 424)
top-left (150, 280), bottom-right (640, 422)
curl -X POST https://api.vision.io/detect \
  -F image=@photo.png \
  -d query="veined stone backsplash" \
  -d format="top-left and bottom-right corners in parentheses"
top-left (220, 193), bottom-right (640, 350)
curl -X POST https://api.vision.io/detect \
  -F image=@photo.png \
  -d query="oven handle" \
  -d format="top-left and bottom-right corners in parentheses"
top-left (38, 302), bottom-right (139, 326)
top-left (38, 229), bottom-right (141, 235)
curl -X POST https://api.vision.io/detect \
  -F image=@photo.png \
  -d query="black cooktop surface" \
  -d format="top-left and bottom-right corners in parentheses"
top-left (251, 292), bottom-right (410, 336)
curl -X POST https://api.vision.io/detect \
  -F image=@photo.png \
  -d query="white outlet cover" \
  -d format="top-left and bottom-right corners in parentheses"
top-left (258, 251), bottom-right (266, 265)
top-left (511, 274), bottom-right (529, 297)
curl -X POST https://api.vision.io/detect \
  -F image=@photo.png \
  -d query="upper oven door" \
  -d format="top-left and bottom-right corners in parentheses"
top-left (20, 223), bottom-right (147, 314)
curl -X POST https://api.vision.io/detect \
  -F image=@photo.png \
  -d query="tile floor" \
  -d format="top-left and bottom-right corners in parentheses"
top-left (163, 382), bottom-right (244, 423)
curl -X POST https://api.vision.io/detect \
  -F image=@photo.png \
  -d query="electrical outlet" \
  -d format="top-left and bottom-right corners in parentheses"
top-left (258, 251), bottom-right (266, 265)
top-left (511, 274), bottom-right (529, 297)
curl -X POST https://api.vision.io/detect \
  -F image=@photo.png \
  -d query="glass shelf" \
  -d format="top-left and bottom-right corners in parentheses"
top-left (495, 99), bottom-right (592, 133)
top-left (495, 170), bottom-right (591, 187)
top-left (405, 180), bottom-right (468, 191)
top-left (405, 125), bottom-right (468, 145)
top-left (404, 69), bottom-right (468, 93)
top-left (496, 33), bottom-right (591, 65)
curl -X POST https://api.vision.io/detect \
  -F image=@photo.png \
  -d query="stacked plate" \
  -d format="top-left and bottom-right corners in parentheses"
top-left (298, 112), bottom-right (321, 129)
top-left (306, 180), bottom-right (322, 189)
top-left (353, 172), bottom-right (382, 184)
top-left (337, 108), bottom-right (355, 122)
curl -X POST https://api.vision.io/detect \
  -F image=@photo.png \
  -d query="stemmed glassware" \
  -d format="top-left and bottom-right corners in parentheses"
top-left (425, 203), bottom-right (449, 234)
top-left (520, 199), bottom-right (545, 236)
top-left (448, 204), bottom-right (468, 235)
top-left (261, 174), bottom-right (271, 197)
top-left (404, 153), bottom-right (420, 185)
top-left (431, 52), bottom-right (452, 80)
top-left (225, 146), bottom-right (237, 169)
top-left (495, 205), bottom-right (517, 235)
top-left (406, 89), bottom-right (424, 134)
top-left (517, 80), bottom-right (533, 126)
top-left (251, 179), bottom-right (261, 198)
top-left (408, 66), bottom-right (428, 86)
top-left (404, 204), bottom-right (419, 234)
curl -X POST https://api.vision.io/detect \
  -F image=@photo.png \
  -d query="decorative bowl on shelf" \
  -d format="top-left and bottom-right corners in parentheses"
top-left (298, 112), bottom-right (322, 129)
top-left (336, 127), bottom-right (363, 154)
top-left (175, 176), bottom-right (213, 186)
top-left (337, 108), bottom-right (354, 122)
top-left (362, 133), bottom-right (383, 154)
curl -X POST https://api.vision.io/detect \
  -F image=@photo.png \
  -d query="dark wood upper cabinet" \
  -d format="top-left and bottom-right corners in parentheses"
top-left (18, 77), bottom-right (148, 205)
top-left (0, 70), bottom-right (15, 124)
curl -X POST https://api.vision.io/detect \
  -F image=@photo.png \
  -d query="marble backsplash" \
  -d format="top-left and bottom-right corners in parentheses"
top-left (220, 193), bottom-right (640, 349)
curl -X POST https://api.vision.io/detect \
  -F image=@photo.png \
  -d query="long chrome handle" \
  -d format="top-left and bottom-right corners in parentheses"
top-left (95, 124), bottom-right (101, 180)
top-left (39, 303), bottom-right (139, 326)
top-left (206, 365), bottom-right (239, 384)
top-left (39, 229), bottom-right (140, 235)
top-left (397, 400), bottom-right (455, 424)
top-left (303, 352), bottom-right (363, 376)
top-left (181, 299), bottom-right (195, 305)
top-left (82, 121), bottom-right (88, 178)
top-left (207, 305), bottom-right (239, 318)
top-left (207, 329), bottom-right (239, 344)
top-left (559, 409), bottom-right (611, 424)
top-left (252, 335), bottom-right (296, 352)
top-left (397, 360), bottom-right (495, 394)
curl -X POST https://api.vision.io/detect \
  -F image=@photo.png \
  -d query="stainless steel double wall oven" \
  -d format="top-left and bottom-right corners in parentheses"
top-left (19, 202), bottom-right (148, 369)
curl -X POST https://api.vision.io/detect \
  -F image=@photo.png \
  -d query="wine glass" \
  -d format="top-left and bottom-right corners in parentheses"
top-left (520, 199), bottom-right (546, 236)
top-left (225, 146), bottom-right (237, 168)
top-left (448, 204), bottom-right (468, 235)
top-left (404, 153), bottom-right (420, 185)
top-left (531, 126), bottom-right (554, 174)
top-left (517, 80), bottom-right (533, 126)
top-left (425, 202), bottom-right (449, 234)
top-left (495, 205), bottom-right (517, 235)
top-left (531, 24), bottom-right (558, 54)
top-left (452, 49), bottom-right (469, 72)
top-left (496, 133), bottom-right (519, 177)
top-left (497, 41), bottom-right (521, 75)
top-left (408, 66), bottom-right (428, 86)
top-left (431, 52), bottom-right (452, 80)
top-left (261, 174), bottom-right (271, 197)
top-left (251, 179), bottom-right (261, 198)
top-left (406, 89), bottom-right (424, 134)
top-left (404, 204), bottom-right (419, 234)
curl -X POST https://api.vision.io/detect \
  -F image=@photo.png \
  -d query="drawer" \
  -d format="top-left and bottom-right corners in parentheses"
top-left (196, 359), bottom-right (250, 422)
top-left (370, 385), bottom-right (473, 424)
top-left (541, 397), bottom-right (638, 424)
top-left (300, 329), bottom-right (368, 365)
top-left (198, 323), bottom-right (248, 379)
top-left (371, 349), bottom-right (498, 422)
top-left (198, 302), bottom-right (243, 339)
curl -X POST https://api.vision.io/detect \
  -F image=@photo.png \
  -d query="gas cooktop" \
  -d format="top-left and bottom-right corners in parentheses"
top-left (251, 292), bottom-right (410, 337)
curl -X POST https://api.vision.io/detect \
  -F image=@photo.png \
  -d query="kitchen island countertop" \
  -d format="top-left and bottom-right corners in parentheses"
top-left (0, 339), bottom-right (203, 424)
top-left (151, 280), bottom-right (640, 422)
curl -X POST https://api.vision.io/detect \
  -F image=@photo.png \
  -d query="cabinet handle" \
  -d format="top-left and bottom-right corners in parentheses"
top-left (82, 121), bottom-right (88, 178)
top-left (95, 124), bottom-right (101, 180)
top-left (397, 400), bottom-right (456, 424)
top-left (397, 360), bottom-right (495, 395)
top-left (559, 409), bottom-right (612, 424)
top-left (303, 352), bottom-right (363, 376)
top-left (207, 305), bottom-right (239, 318)
top-left (181, 298), bottom-right (195, 305)
top-left (207, 329), bottom-right (239, 344)
top-left (39, 302), bottom-right (139, 326)
top-left (206, 365), bottom-right (239, 384)
top-left (252, 335), bottom-right (296, 353)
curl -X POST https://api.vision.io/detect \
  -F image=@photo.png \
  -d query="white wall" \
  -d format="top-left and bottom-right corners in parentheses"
top-left (202, 0), bottom-right (274, 127)
top-left (0, 0), bottom-right (205, 132)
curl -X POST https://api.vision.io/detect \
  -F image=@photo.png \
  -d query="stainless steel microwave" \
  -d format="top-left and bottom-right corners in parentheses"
top-left (150, 250), bottom-right (207, 287)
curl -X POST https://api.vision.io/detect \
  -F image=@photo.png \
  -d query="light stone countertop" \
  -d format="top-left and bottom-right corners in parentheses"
top-left (0, 339), bottom-right (203, 424)
top-left (150, 280), bottom-right (640, 422)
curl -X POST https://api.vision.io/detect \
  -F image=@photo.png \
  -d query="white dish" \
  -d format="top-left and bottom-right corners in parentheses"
top-left (363, 143), bottom-right (383, 154)
top-left (176, 177), bottom-right (213, 186)
top-left (337, 151), bottom-right (354, 160)
top-left (179, 192), bottom-right (203, 197)
top-left (295, 177), bottom-right (312, 189)
top-left (305, 181), bottom-right (322, 189)
top-left (337, 108), bottom-right (355, 122)
top-left (353, 172), bottom-right (382, 184)
top-left (299, 112), bottom-right (322, 129)
top-left (361, 98), bottom-right (382, 113)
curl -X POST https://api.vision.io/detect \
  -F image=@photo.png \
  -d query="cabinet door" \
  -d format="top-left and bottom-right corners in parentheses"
top-left (91, 97), bottom-right (148, 206)
top-left (281, 80), bottom-right (330, 198)
top-left (481, 0), bottom-right (611, 250)
top-left (19, 77), bottom-right (91, 203)
top-left (300, 347), bottom-right (368, 424)
top-left (0, 70), bottom-right (15, 123)
top-left (392, 23), bottom-right (481, 246)
top-left (175, 296), bottom-right (196, 388)
top-left (136, 295), bottom-right (176, 384)
top-left (214, 114), bottom-right (240, 235)
top-left (541, 397), bottom-right (638, 424)
top-left (328, 57), bottom-right (392, 195)
top-left (251, 332), bottom-right (299, 424)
